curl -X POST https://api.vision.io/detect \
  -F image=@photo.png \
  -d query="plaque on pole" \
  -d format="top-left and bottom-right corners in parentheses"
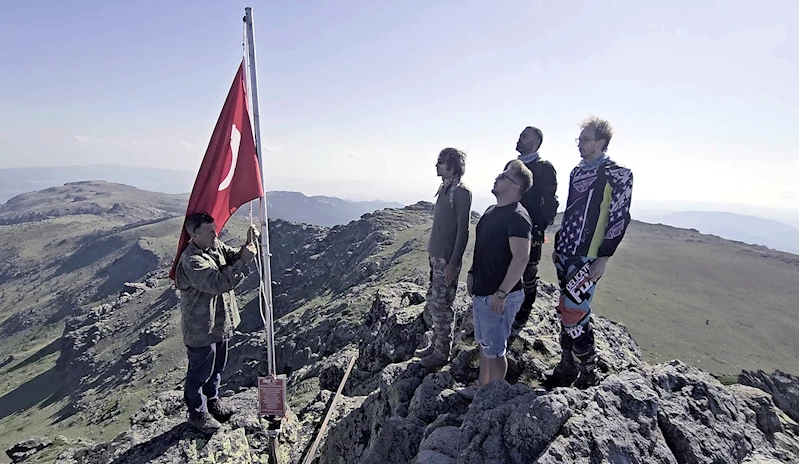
top-left (258, 375), bottom-right (287, 417)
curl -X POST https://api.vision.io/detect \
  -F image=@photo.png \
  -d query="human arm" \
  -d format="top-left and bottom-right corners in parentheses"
top-left (218, 226), bottom-right (259, 264)
top-left (588, 256), bottom-right (609, 281)
top-left (533, 162), bottom-right (558, 243)
top-left (490, 236), bottom-right (531, 314)
top-left (597, 166), bottom-right (633, 258)
top-left (182, 253), bottom-right (250, 295)
top-left (590, 167), bottom-right (633, 280)
top-left (445, 188), bottom-right (472, 285)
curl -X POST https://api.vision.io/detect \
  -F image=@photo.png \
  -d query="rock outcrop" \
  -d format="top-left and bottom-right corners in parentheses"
top-left (5, 201), bottom-right (799, 464)
top-left (13, 279), bottom-right (794, 464)
top-left (6, 437), bottom-right (52, 463)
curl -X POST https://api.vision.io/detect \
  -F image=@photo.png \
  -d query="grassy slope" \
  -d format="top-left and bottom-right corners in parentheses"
top-left (538, 220), bottom-right (799, 375)
top-left (365, 213), bottom-right (799, 376)
top-left (0, 196), bottom-right (797, 461)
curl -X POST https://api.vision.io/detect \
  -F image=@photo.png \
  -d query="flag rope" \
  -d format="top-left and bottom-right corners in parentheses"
top-left (243, 23), bottom-right (271, 342)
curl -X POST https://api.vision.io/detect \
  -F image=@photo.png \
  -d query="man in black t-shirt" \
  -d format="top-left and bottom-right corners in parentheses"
top-left (463, 159), bottom-right (533, 395)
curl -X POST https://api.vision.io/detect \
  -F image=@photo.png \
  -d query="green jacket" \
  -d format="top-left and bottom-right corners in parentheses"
top-left (176, 240), bottom-right (250, 347)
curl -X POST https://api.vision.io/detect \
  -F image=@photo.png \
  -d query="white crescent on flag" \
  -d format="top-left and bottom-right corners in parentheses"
top-left (218, 124), bottom-right (241, 191)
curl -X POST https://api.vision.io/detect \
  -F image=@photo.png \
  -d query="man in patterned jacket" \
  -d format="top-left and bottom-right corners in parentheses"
top-left (546, 116), bottom-right (633, 389)
top-left (176, 212), bottom-right (258, 434)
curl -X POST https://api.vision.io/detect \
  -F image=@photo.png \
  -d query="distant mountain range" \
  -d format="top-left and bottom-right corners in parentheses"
top-left (636, 210), bottom-right (799, 255)
top-left (0, 166), bottom-right (404, 227)
top-left (262, 191), bottom-right (403, 227)
top-left (0, 165), bottom-right (196, 202)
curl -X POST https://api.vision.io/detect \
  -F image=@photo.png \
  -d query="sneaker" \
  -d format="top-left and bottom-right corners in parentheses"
top-left (187, 411), bottom-right (221, 435)
top-left (208, 398), bottom-right (236, 422)
top-left (420, 352), bottom-right (448, 369)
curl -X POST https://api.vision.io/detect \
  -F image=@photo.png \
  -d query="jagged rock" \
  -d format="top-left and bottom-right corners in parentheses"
top-left (320, 360), bottom-right (428, 463)
top-left (651, 360), bottom-right (778, 463)
top-left (121, 282), bottom-right (148, 296)
top-left (407, 371), bottom-right (469, 424)
top-left (56, 319), bottom-right (108, 371)
top-left (0, 354), bottom-right (14, 368)
top-left (319, 291), bottom-right (797, 464)
top-left (729, 384), bottom-right (784, 434)
top-left (414, 426), bottom-right (460, 464)
top-left (504, 281), bottom-right (645, 385)
top-left (739, 370), bottom-right (799, 424)
top-left (357, 284), bottom-right (430, 375)
top-left (130, 317), bottom-right (171, 355)
top-left (16, 200), bottom-right (799, 464)
top-left (55, 388), bottom-right (304, 464)
top-left (6, 436), bottom-right (52, 463)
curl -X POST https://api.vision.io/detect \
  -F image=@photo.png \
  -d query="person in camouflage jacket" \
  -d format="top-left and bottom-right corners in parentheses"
top-left (175, 212), bottom-right (258, 434)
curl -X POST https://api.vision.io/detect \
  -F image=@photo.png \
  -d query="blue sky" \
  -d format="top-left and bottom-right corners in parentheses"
top-left (0, 1), bottom-right (797, 213)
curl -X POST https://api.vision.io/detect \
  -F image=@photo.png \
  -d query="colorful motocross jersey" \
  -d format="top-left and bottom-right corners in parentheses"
top-left (555, 157), bottom-right (633, 259)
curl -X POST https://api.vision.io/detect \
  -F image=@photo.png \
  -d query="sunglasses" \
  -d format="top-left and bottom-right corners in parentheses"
top-left (498, 173), bottom-right (519, 186)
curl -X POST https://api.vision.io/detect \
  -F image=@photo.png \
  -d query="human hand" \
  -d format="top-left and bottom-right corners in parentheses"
top-left (490, 294), bottom-right (506, 315)
top-left (246, 225), bottom-right (260, 244)
top-left (588, 257), bottom-right (609, 281)
top-left (444, 263), bottom-right (458, 286)
top-left (240, 243), bottom-right (256, 262)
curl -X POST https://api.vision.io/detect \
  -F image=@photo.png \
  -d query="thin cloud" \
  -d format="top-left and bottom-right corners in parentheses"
top-left (73, 135), bottom-right (89, 142)
top-left (180, 141), bottom-right (192, 152)
top-left (332, 151), bottom-right (361, 158)
top-left (264, 144), bottom-right (282, 152)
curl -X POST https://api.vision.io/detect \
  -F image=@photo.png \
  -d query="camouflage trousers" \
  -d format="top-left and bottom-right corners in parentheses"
top-left (424, 256), bottom-right (459, 359)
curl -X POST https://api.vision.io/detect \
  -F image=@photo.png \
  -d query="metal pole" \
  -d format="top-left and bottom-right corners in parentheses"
top-left (244, 6), bottom-right (276, 376)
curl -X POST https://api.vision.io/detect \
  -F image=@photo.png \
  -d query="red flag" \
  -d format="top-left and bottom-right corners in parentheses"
top-left (169, 60), bottom-right (264, 280)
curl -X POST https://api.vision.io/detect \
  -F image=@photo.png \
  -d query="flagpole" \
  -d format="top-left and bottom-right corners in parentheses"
top-left (244, 6), bottom-right (276, 377)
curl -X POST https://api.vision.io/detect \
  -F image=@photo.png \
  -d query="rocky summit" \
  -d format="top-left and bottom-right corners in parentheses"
top-left (1, 187), bottom-right (798, 463)
top-left (19, 282), bottom-right (799, 463)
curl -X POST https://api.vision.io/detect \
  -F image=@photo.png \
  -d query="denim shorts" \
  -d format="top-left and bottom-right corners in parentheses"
top-left (472, 290), bottom-right (524, 358)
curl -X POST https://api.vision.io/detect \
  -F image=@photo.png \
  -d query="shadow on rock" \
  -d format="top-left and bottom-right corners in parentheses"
top-left (109, 423), bottom-right (189, 464)
top-left (0, 368), bottom-right (66, 421)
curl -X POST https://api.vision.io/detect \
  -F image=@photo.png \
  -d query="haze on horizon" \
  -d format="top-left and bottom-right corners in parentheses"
top-left (0, 1), bottom-right (797, 215)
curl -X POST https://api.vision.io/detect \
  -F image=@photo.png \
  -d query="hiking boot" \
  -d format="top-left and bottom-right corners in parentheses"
top-left (414, 331), bottom-right (436, 358)
top-left (187, 411), bottom-right (221, 435)
top-left (419, 352), bottom-right (447, 369)
top-left (208, 398), bottom-right (235, 422)
top-left (543, 356), bottom-right (579, 389)
top-left (572, 346), bottom-right (600, 389)
top-left (543, 329), bottom-right (578, 389)
top-left (573, 367), bottom-right (600, 389)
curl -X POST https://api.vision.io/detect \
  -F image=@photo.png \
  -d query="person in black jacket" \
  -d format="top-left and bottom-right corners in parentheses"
top-left (508, 127), bottom-right (558, 337)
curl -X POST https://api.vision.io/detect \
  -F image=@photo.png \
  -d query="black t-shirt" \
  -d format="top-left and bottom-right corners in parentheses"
top-left (471, 202), bottom-right (532, 296)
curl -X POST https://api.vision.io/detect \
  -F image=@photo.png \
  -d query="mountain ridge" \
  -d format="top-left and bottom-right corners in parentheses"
top-left (637, 210), bottom-right (799, 255)
top-left (0, 183), bottom-right (797, 463)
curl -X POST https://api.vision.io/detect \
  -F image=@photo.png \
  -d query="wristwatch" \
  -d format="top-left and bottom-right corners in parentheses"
top-left (495, 290), bottom-right (508, 300)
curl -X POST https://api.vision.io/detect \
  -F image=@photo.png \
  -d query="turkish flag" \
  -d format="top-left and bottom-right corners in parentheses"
top-left (169, 60), bottom-right (264, 280)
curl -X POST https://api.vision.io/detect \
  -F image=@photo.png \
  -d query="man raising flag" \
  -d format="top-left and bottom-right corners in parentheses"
top-left (170, 61), bottom-right (265, 434)
top-left (169, 61), bottom-right (264, 281)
